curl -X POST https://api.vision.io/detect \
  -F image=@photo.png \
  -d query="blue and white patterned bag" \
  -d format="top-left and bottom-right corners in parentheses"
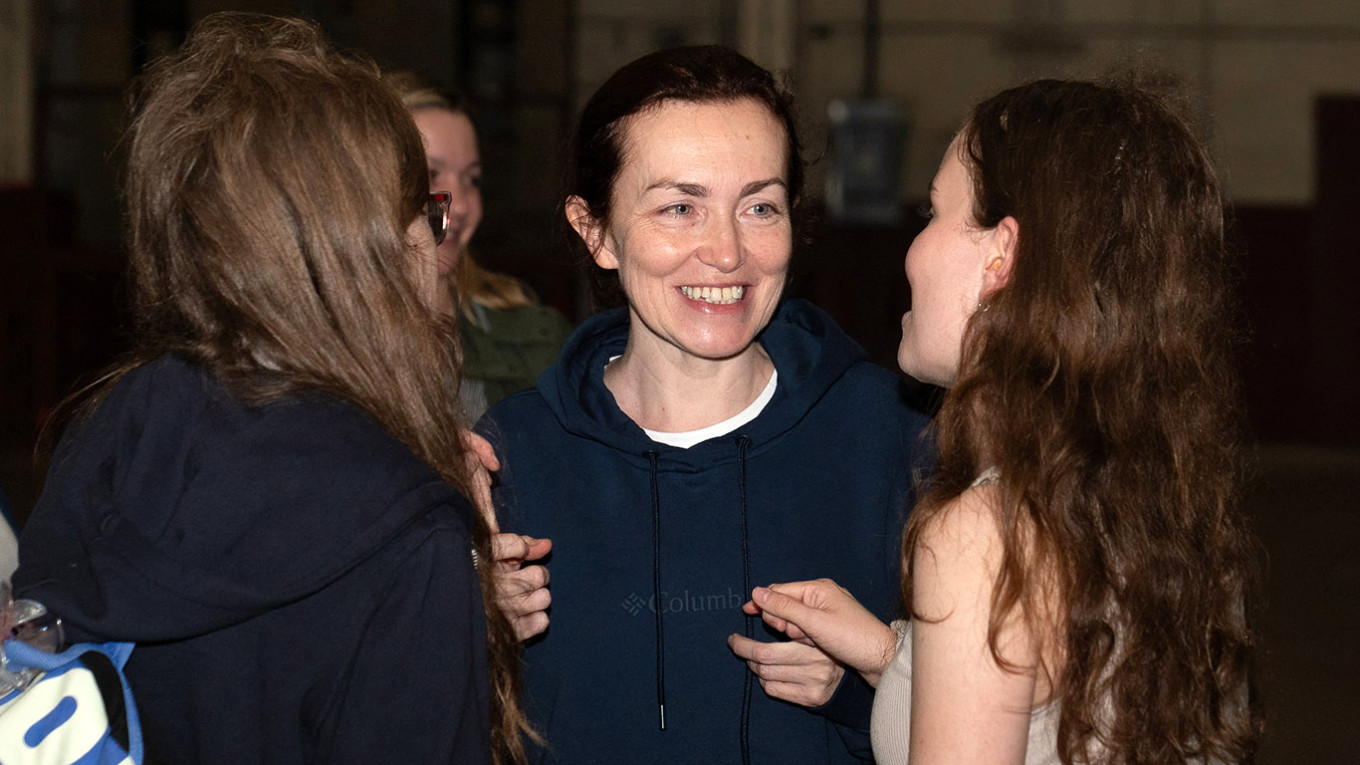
top-left (0, 640), bottom-right (143, 765)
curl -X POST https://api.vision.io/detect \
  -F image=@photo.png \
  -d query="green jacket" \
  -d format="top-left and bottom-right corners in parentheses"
top-left (459, 302), bottom-right (573, 422)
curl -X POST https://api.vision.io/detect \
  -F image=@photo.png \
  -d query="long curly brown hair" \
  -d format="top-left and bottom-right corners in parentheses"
top-left (66, 13), bottom-right (531, 763)
top-left (901, 80), bottom-right (1261, 763)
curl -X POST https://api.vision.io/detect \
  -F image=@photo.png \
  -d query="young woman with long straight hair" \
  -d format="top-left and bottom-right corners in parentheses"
top-left (15, 13), bottom-right (531, 764)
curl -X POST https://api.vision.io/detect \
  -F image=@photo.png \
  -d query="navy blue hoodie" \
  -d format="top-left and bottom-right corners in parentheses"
top-left (479, 300), bottom-right (931, 763)
top-left (15, 355), bottom-right (490, 764)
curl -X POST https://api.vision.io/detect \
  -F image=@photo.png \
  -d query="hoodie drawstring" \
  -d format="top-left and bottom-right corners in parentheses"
top-left (648, 438), bottom-right (754, 753)
top-left (647, 450), bottom-right (666, 731)
top-left (736, 435), bottom-right (754, 765)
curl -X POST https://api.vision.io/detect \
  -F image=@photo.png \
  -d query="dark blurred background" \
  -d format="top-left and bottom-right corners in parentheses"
top-left (0, 1), bottom-right (1355, 761)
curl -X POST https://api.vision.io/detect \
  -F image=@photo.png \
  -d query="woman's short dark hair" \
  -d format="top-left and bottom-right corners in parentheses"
top-left (564, 45), bottom-right (804, 306)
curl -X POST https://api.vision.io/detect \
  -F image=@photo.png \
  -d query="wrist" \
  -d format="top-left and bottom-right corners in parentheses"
top-left (855, 621), bottom-right (899, 688)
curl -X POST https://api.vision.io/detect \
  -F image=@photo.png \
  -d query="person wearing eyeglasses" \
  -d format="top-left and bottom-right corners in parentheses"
top-left (391, 74), bottom-right (573, 425)
top-left (13, 14), bottom-right (532, 764)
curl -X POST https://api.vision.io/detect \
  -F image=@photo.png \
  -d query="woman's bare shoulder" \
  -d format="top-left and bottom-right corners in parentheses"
top-left (914, 480), bottom-right (1064, 697)
top-left (912, 483), bottom-right (1008, 620)
top-left (917, 483), bottom-right (1008, 562)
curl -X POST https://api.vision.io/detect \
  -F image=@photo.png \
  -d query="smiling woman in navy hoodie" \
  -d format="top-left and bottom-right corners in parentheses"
top-left (478, 46), bottom-right (930, 763)
top-left (14, 13), bottom-right (530, 764)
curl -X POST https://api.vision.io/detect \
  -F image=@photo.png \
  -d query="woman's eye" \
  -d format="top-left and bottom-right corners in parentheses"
top-left (665, 203), bottom-right (693, 216)
top-left (466, 174), bottom-right (483, 190)
top-left (915, 202), bottom-right (934, 220)
top-left (749, 203), bottom-right (774, 216)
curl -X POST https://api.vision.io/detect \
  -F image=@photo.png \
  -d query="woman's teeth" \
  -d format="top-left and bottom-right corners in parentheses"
top-left (680, 285), bottom-right (745, 305)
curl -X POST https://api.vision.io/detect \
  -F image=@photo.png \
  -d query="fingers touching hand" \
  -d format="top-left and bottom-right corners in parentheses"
top-left (741, 579), bottom-right (898, 684)
top-left (726, 633), bottom-right (845, 707)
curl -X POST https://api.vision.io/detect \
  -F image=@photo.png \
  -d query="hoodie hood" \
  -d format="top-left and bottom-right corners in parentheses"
top-left (16, 355), bottom-right (462, 644)
top-left (537, 298), bottom-right (867, 462)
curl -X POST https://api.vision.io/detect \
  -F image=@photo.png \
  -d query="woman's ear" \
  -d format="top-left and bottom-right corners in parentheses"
top-left (565, 196), bottom-right (617, 270)
top-left (981, 215), bottom-right (1018, 300)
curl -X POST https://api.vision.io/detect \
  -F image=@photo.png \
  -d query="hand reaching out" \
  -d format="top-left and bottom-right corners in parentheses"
top-left (737, 579), bottom-right (898, 688)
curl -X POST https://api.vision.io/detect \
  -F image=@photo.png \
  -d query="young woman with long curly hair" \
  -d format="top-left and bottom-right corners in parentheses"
top-left (737, 79), bottom-right (1260, 764)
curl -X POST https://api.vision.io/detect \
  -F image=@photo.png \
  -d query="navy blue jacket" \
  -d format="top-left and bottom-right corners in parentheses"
top-left (16, 355), bottom-right (490, 764)
top-left (479, 300), bottom-right (931, 763)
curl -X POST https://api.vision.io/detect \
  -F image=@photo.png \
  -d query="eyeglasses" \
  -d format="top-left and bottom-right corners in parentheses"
top-left (427, 191), bottom-right (452, 246)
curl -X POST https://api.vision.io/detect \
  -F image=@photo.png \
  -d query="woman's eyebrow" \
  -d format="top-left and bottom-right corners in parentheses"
top-left (641, 178), bottom-right (786, 197)
top-left (741, 178), bottom-right (786, 196)
top-left (644, 180), bottom-right (707, 196)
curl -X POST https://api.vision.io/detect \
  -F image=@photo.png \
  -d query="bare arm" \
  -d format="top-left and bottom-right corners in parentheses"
top-left (908, 487), bottom-right (1042, 764)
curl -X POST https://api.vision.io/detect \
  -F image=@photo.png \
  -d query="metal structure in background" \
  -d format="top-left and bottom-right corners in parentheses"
top-left (824, 0), bottom-right (906, 226)
top-left (825, 98), bottom-right (907, 226)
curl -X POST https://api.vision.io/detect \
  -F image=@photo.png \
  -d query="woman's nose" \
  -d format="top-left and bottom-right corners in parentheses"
top-left (696, 217), bottom-right (744, 272)
top-left (447, 185), bottom-right (472, 215)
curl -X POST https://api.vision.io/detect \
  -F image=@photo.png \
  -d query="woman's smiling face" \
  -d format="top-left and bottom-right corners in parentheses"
top-left (412, 107), bottom-right (482, 277)
top-left (580, 97), bottom-right (792, 362)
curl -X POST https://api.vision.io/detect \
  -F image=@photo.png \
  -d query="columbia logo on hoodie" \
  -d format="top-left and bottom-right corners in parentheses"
top-left (621, 587), bottom-right (747, 616)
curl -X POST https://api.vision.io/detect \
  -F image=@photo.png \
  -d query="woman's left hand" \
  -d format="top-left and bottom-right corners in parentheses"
top-left (726, 631), bottom-right (845, 707)
top-left (461, 429), bottom-right (553, 642)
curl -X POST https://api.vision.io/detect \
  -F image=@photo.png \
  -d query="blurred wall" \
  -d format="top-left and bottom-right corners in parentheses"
top-left (575, 0), bottom-right (1360, 207)
top-left (0, 0), bottom-right (34, 187)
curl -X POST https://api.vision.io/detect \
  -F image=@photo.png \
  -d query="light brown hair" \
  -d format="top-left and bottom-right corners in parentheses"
top-left (100, 13), bottom-right (529, 762)
top-left (903, 79), bottom-right (1260, 763)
